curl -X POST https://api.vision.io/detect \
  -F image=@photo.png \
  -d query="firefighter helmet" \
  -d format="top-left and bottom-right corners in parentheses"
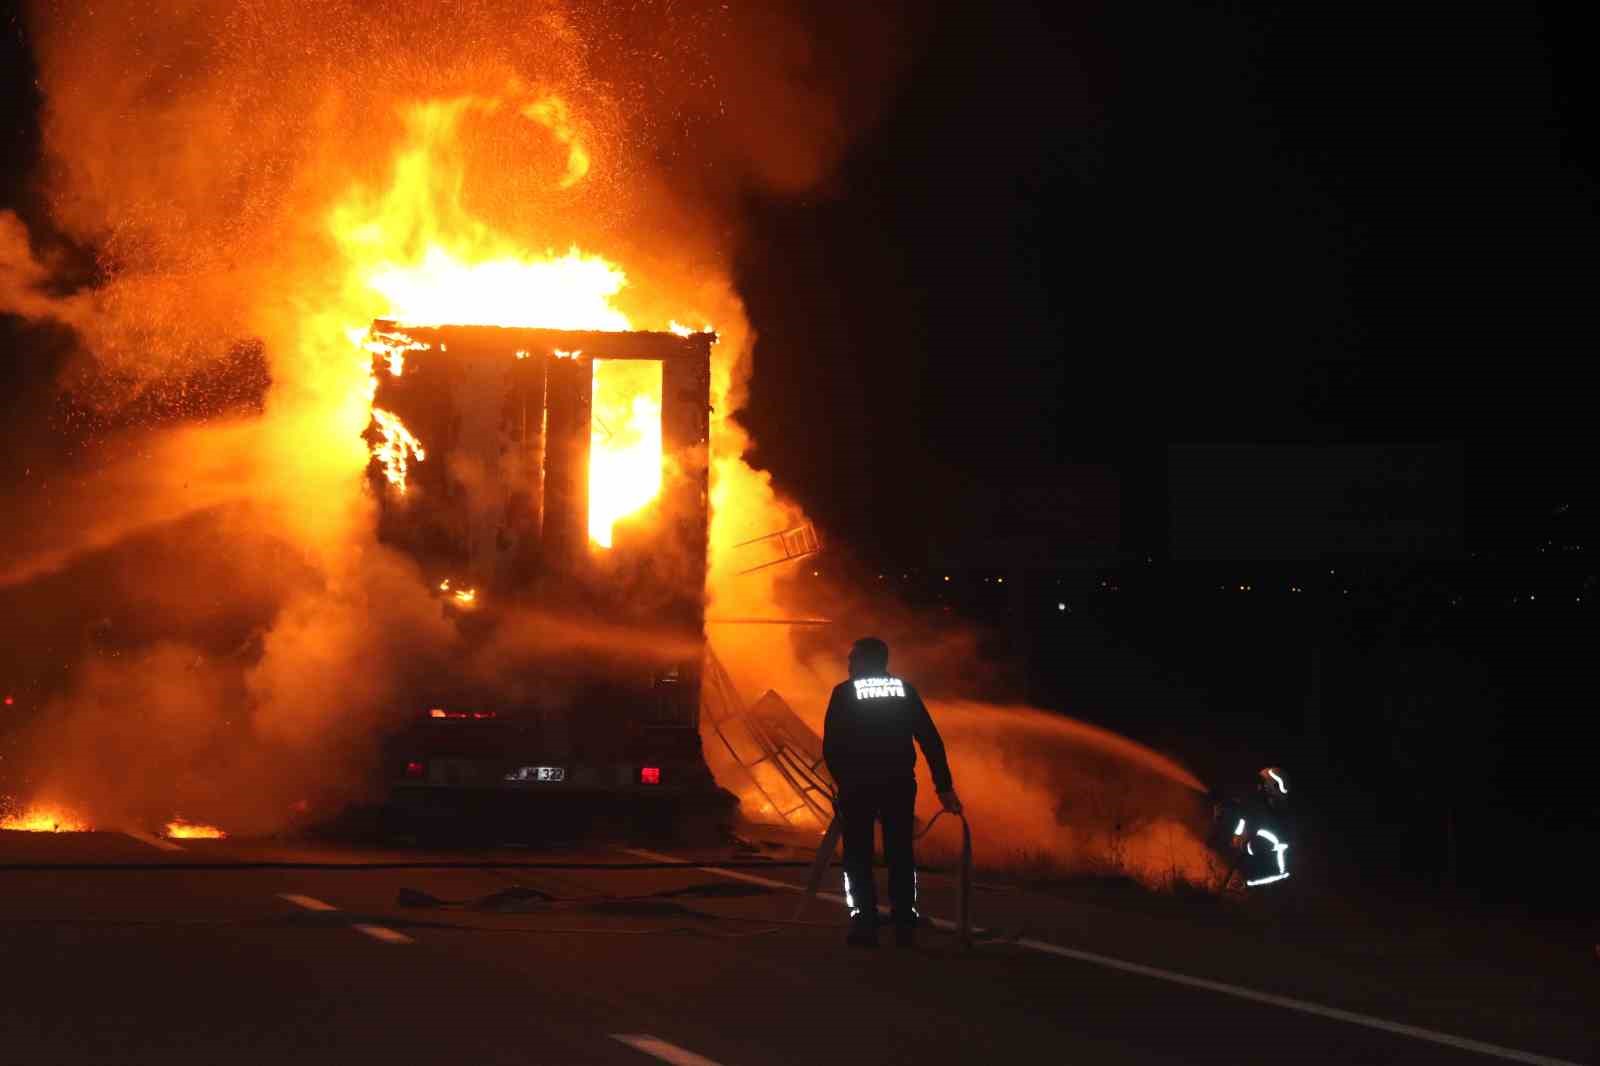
top-left (1258, 766), bottom-right (1289, 800)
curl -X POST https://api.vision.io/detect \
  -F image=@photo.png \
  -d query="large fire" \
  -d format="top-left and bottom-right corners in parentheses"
top-left (0, 5), bottom-right (810, 840)
top-left (0, 805), bottom-right (93, 833)
top-left (164, 819), bottom-right (227, 840)
top-left (342, 96), bottom-right (667, 546)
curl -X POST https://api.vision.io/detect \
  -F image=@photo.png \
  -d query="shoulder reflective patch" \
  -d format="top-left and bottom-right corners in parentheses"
top-left (853, 677), bottom-right (906, 700)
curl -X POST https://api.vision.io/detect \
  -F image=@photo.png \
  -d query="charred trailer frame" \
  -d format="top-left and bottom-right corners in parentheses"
top-left (364, 322), bottom-right (715, 798)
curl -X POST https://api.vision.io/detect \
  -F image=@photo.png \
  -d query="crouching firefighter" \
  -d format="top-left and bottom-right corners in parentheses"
top-left (1213, 766), bottom-right (1293, 889)
top-left (823, 637), bottom-right (961, 948)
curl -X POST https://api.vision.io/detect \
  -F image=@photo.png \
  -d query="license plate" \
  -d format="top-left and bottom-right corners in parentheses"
top-left (506, 765), bottom-right (565, 783)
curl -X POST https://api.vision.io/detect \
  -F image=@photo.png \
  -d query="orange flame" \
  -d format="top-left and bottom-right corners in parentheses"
top-left (0, 805), bottom-right (93, 832)
top-left (370, 407), bottom-right (426, 493)
top-left (343, 97), bottom-right (666, 538)
top-left (589, 359), bottom-right (664, 548)
top-left (365, 326), bottom-right (431, 377)
top-left (164, 818), bottom-right (227, 840)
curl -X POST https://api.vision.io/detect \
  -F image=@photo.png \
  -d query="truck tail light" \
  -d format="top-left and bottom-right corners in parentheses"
top-left (639, 766), bottom-right (662, 785)
top-left (404, 760), bottom-right (426, 779)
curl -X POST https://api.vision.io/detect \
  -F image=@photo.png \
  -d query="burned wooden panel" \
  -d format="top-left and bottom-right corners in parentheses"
top-left (540, 352), bottom-right (592, 573)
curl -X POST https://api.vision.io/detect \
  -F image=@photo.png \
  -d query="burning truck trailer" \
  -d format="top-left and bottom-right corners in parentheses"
top-left (365, 321), bottom-right (734, 841)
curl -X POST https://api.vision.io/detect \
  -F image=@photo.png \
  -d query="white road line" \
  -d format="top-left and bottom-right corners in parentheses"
top-left (278, 893), bottom-right (339, 912)
top-left (611, 1033), bottom-right (727, 1066)
top-left (277, 894), bottom-right (412, 944)
top-left (621, 849), bottom-right (1585, 1066)
top-left (352, 923), bottom-right (415, 944)
top-left (1013, 938), bottom-right (1582, 1066)
top-left (122, 830), bottom-right (183, 852)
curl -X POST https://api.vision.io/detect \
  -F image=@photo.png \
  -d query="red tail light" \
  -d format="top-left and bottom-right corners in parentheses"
top-left (639, 766), bottom-right (662, 785)
top-left (404, 760), bottom-right (426, 778)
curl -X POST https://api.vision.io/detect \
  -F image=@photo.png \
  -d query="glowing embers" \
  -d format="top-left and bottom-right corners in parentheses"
top-left (164, 819), bottom-right (227, 840)
top-left (371, 407), bottom-right (426, 494)
top-left (438, 578), bottom-right (479, 608)
top-left (853, 677), bottom-right (906, 700)
top-left (589, 359), bottom-right (663, 549)
top-left (0, 804), bottom-right (92, 832)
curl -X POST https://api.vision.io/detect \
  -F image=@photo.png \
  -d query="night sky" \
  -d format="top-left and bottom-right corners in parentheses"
top-left (735, 2), bottom-right (1594, 561)
top-left (2, 2), bottom-right (1594, 562)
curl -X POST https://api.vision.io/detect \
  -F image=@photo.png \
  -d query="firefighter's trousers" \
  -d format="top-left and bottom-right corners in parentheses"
top-left (837, 778), bottom-right (918, 930)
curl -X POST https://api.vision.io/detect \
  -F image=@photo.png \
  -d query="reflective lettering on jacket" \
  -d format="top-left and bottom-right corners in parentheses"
top-left (853, 677), bottom-right (907, 700)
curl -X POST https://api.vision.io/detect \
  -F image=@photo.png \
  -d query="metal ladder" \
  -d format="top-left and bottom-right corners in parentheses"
top-left (702, 648), bottom-right (835, 828)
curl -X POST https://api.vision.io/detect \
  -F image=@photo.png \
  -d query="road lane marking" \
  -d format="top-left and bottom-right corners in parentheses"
top-left (622, 849), bottom-right (1584, 1066)
top-left (352, 923), bottom-right (415, 944)
top-left (279, 893), bottom-right (339, 912)
top-left (611, 1034), bottom-right (727, 1066)
top-left (278, 893), bottom-right (412, 943)
top-left (122, 830), bottom-right (183, 852)
top-left (1012, 938), bottom-right (1583, 1066)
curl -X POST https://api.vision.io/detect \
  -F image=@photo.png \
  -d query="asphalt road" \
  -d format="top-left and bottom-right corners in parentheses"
top-left (0, 829), bottom-right (1591, 1065)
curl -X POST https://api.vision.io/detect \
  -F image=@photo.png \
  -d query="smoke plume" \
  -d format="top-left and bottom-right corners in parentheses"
top-left (0, 0), bottom-right (919, 832)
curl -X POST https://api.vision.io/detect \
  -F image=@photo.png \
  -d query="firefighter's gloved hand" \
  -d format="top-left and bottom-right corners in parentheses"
top-left (938, 790), bottom-right (963, 815)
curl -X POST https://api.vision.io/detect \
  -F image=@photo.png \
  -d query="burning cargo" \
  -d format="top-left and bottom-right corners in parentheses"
top-left (364, 320), bottom-right (728, 833)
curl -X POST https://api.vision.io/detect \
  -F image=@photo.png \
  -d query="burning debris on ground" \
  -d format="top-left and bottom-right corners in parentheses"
top-left (0, 803), bottom-right (93, 833)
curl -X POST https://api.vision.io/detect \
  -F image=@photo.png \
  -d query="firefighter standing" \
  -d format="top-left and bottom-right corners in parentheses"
top-left (823, 637), bottom-right (961, 948)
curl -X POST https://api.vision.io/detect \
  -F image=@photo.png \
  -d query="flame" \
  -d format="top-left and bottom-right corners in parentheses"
top-left (438, 578), bottom-right (479, 607)
top-left (365, 246), bottom-right (630, 333)
top-left (0, 804), bottom-right (93, 832)
top-left (333, 98), bottom-right (628, 332)
top-left (365, 326), bottom-right (430, 377)
top-left (589, 359), bottom-right (664, 548)
top-left (668, 320), bottom-right (715, 337)
top-left (341, 96), bottom-right (667, 538)
top-left (521, 95), bottom-right (591, 190)
top-left (164, 818), bottom-right (227, 840)
top-left (370, 407), bottom-right (426, 494)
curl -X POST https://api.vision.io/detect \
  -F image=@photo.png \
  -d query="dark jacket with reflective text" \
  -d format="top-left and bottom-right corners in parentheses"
top-left (823, 676), bottom-right (954, 793)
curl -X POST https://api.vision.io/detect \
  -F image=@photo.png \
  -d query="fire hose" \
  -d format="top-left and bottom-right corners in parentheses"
top-left (795, 808), bottom-right (974, 947)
